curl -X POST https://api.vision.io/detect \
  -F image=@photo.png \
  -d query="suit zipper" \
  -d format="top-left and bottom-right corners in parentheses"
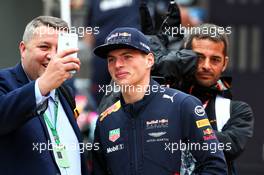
top-left (132, 118), bottom-right (138, 174)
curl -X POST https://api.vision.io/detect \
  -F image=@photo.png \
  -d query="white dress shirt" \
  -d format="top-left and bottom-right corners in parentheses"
top-left (35, 79), bottom-right (82, 175)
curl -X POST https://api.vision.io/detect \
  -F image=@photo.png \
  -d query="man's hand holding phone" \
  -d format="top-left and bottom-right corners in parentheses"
top-left (57, 32), bottom-right (79, 74)
top-left (38, 32), bottom-right (80, 96)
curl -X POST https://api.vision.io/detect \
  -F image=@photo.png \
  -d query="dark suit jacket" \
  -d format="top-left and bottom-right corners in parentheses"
top-left (0, 63), bottom-right (89, 175)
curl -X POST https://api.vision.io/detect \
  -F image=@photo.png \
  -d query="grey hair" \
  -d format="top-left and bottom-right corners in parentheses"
top-left (22, 16), bottom-right (69, 43)
top-left (183, 23), bottom-right (229, 56)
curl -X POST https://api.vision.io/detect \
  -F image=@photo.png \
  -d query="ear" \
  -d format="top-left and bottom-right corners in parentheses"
top-left (222, 56), bottom-right (229, 72)
top-left (19, 41), bottom-right (26, 61)
top-left (145, 53), bottom-right (154, 68)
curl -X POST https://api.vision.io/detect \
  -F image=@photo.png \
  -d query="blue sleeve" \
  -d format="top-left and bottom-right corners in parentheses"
top-left (180, 96), bottom-right (228, 175)
top-left (0, 78), bottom-right (36, 135)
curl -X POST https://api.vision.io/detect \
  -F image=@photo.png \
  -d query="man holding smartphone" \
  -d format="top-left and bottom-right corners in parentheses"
top-left (0, 16), bottom-right (89, 175)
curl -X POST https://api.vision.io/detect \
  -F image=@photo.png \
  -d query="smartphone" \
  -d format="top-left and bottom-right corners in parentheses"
top-left (57, 32), bottom-right (78, 74)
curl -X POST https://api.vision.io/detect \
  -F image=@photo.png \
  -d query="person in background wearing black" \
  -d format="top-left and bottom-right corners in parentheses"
top-left (179, 23), bottom-right (254, 174)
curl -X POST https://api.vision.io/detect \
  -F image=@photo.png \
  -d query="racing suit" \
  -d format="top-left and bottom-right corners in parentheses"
top-left (188, 78), bottom-right (254, 174)
top-left (92, 79), bottom-right (227, 175)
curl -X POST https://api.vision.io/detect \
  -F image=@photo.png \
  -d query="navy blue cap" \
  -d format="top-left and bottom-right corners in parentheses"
top-left (93, 27), bottom-right (151, 59)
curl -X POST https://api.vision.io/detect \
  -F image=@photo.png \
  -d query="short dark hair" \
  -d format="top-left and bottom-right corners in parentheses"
top-left (22, 16), bottom-right (69, 43)
top-left (183, 23), bottom-right (229, 56)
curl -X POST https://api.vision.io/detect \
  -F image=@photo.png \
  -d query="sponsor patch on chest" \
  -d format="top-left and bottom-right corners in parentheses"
top-left (106, 144), bottom-right (124, 154)
top-left (146, 118), bottom-right (169, 129)
top-left (109, 128), bottom-right (120, 142)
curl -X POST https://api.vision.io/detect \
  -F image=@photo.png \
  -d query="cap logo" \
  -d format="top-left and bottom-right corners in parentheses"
top-left (107, 32), bottom-right (118, 42)
top-left (119, 32), bottom-right (131, 37)
top-left (107, 32), bottom-right (132, 43)
top-left (140, 42), bottom-right (150, 51)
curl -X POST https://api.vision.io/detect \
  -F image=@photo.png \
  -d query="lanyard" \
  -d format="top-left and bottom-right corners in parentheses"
top-left (43, 91), bottom-right (71, 168)
top-left (43, 91), bottom-right (60, 145)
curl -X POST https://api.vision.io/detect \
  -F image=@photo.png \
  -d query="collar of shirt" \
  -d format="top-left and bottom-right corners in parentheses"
top-left (49, 89), bottom-right (56, 102)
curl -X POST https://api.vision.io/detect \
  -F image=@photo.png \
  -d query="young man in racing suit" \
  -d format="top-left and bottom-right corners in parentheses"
top-left (91, 27), bottom-right (227, 175)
